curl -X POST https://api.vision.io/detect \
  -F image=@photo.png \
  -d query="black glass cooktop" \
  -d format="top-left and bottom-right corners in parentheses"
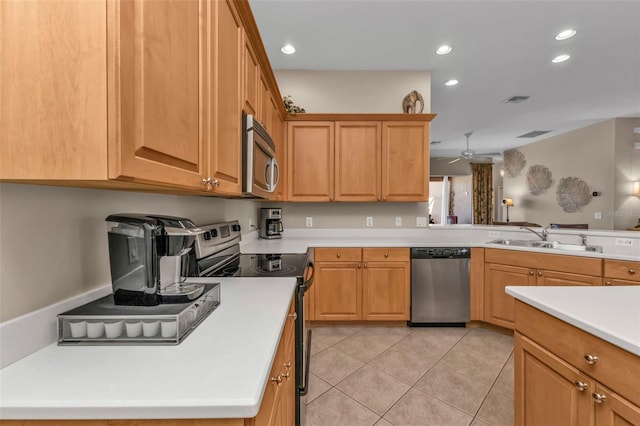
top-left (211, 253), bottom-right (308, 278)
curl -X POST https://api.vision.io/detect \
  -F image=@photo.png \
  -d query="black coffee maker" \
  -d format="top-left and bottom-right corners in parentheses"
top-left (258, 208), bottom-right (283, 239)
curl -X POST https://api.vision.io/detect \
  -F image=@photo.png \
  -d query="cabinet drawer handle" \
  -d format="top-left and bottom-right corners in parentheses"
top-left (384, 253), bottom-right (389, 258)
top-left (629, 269), bottom-right (636, 275)
top-left (529, 270), bottom-right (534, 276)
top-left (537, 271), bottom-right (543, 277)
top-left (592, 392), bottom-right (607, 404)
top-left (574, 380), bottom-right (588, 391)
top-left (584, 354), bottom-right (599, 365)
top-left (288, 312), bottom-right (297, 320)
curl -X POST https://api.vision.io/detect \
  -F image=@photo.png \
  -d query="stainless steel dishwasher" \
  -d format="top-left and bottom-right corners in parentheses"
top-left (409, 247), bottom-right (470, 326)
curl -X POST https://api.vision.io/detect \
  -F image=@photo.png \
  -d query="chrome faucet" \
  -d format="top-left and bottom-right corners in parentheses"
top-left (520, 226), bottom-right (550, 241)
top-left (578, 233), bottom-right (587, 246)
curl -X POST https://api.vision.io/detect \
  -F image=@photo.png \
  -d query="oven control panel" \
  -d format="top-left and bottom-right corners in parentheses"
top-left (194, 220), bottom-right (241, 260)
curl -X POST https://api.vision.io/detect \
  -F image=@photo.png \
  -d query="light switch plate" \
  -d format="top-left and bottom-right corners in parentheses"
top-left (416, 217), bottom-right (427, 227)
top-left (615, 238), bottom-right (633, 246)
top-left (488, 231), bottom-right (500, 238)
top-left (395, 217), bottom-right (402, 226)
top-left (366, 217), bottom-right (373, 227)
top-left (594, 212), bottom-right (602, 219)
top-left (306, 217), bottom-right (313, 227)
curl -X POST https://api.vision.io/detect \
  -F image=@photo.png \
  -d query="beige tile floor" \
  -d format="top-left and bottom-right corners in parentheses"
top-left (304, 325), bottom-right (514, 426)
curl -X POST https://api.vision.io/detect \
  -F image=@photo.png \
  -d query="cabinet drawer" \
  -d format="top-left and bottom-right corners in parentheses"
top-left (363, 247), bottom-right (409, 262)
top-left (515, 300), bottom-right (640, 406)
top-left (485, 248), bottom-right (602, 276)
top-left (604, 278), bottom-right (640, 286)
top-left (315, 248), bottom-right (362, 262)
top-left (604, 259), bottom-right (640, 282)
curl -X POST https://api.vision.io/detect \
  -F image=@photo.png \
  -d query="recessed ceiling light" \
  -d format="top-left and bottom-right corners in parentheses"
top-left (281, 44), bottom-right (296, 55)
top-left (555, 29), bottom-right (577, 41)
top-left (552, 54), bottom-right (571, 63)
top-left (435, 45), bottom-right (453, 55)
top-left (444, 79), bottom-right (459, 86)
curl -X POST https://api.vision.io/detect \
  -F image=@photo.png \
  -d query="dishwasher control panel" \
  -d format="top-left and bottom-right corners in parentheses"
top-left (411, 247), bottom-right (470, 259)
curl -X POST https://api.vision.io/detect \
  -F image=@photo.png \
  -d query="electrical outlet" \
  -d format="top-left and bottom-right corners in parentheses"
top-left (395, 217), bottom-right (402, 226)
top-left (366, 217), bottom-right (373, 227)
top-left (416, 217), bottom-right (427, 227)
top-left (306, 217), bottom-right (313, 228)
top-left (615, 238), bottom-right (633, 246)
top-left (594, 212), bottom-right (602, 220)
top-left (488, 231), bottom-right (500, 238)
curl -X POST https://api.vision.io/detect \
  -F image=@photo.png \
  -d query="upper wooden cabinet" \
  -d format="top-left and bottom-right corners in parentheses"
top-left (1, 0), bottom-right (286, 197)
top-left (286, 115), bottom-right (434, 202)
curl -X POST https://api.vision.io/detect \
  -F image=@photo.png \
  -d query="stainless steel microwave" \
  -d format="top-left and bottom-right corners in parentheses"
top-left (242, 113), bottom-right (279, 198)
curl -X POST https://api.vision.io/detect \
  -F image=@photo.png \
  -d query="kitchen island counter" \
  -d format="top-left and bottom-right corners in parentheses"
top-left (0, 278), bottom-right (297, 420)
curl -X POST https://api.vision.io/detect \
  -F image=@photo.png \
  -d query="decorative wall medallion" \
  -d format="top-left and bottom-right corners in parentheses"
top-left (526, 165), bottom-right (553, 195)
top-left (402, 90), bottom-right (425, 114)
top-left (556, 177), bottom-right (592, 213)
top-left (503, 150), bottom-right (526, 177)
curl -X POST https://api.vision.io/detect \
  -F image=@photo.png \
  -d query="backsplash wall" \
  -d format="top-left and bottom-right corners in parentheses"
top-left (0, 183), bottom-right (259, 322)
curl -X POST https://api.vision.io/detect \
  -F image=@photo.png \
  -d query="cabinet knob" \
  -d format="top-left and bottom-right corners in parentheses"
top-left (574, 380), bottom-right (588, 392)
top-left (629, 269), bottom-right (636, 275)
top-left (202, 177), bottom-right (212, 187)
top-left (357, 264), bottom-right (361, 269)
top-left (329, 197), bottom-right (334, 202)
top-left (283, 361), bottom-right (291, 369)
top-left (271, 374), bottom-right (283, 384)
top-left (529, 270), bottom-right (534, 276)
top-left (288, 312), bottom-right (297, 320)
top-left (605, 281), bottom-right (612, 286)
top-left (537, 271), bottom-right (543, 277)
top-left (281, 370), bottom-right (291, 379)
top-left (584, 354), bottom-right (599, 365)
top-left (592, 392), bottom-right (607, 404)
top-left (212, 178), bottom-right (220, 188)
top-left (382, 197), bottom-right (386, 201)
top-left (336, 252), bottom-right (341, 258)
top-left (377, 197), bottom-right (381, 201)
top-left (384, 253), bottom-right (389, 258)
top-left (364, 263), bottom-right (368, 269)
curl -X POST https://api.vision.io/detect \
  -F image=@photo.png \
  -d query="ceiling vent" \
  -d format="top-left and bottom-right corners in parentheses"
top-left (517, 130), bottom-right (552, 138)
top-left (430, 140), bottom-right (441, 145)
top-left (503, 95), bottom-right (530, 104)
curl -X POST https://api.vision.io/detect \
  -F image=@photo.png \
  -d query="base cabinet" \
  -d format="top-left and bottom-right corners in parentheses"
top-left (514, 301), bottom-right (640, 426)
top-left (313, 248), bottom-right (409, 321)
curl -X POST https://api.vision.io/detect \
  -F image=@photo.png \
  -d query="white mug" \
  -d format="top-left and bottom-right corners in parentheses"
top-left (142, 320), bottom-right (160, 337)
top-left (104, 320), bottom-right (124, 339)
top-left (69, 321), bottom-right (87, 338)
top-left (125, 321), bottom-right (143, 338)
top-left (161, 321), bottom-right (177, 338)
top-left (87, 322), bottom-right (104, 338)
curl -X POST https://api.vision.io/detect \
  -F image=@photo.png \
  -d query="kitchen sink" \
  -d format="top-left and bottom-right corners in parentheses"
top-left (487, 239), bottom-right (603, 253)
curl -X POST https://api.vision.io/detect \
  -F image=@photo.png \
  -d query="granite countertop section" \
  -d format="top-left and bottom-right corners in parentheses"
top-left (506, 286), bottom-right (640, 356)
top-left (0, 278), bottom-right (297, 420)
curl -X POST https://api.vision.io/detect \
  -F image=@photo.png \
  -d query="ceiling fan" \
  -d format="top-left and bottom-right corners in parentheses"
top-left (444, 132), bottom-right (503, 164)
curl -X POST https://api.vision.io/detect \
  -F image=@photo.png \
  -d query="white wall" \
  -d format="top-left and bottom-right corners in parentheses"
top-left (613, 118), bottom-right (640, 230)
top-left (276, 70), bottom-right (430, 113)
top-left (0, 183), bottom-right (259, 321)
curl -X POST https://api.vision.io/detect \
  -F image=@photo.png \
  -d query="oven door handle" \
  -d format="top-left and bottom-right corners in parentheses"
top-left (301, 261), bottom-right (314, 292)
top-left (299, 328), bottom-right (312, 396)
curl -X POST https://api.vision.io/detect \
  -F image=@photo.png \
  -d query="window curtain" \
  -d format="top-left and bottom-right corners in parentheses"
top-left (471, 163), bottom-right (493, 224)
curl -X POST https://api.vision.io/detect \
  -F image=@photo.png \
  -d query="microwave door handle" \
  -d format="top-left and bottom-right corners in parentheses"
top-left (264, 162), bottom-right (272, 191)
top-left (272, 158), bottom-right (280, 190)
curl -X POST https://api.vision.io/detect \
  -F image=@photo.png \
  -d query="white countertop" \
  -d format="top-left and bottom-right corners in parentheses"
top-left (506, 286), bottom-right (640, 356)
top-left (0, 278), bottom-right (297, 420)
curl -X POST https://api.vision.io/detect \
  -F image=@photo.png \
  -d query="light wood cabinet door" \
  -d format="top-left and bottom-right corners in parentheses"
top-left (259, 73), bottom-right (271, 129)
top-left (111, 0), bottom-right (205, 189)
top-left (603, 259), bottom-right (640, 283)
top-left (207, 0), bottom-right (243, 195)
top-left (1, 0), bottom-right (108, 180)
top-left (536, 270), bottom-right (601, 286)
top-left (362, 261), bottom-right (410, 320)
top-left (287, 122), bottom-right (335, 201)
top-left (334, 122), bottom-right (381, 201)
top-left (242, 36), bottom-right (260, 116)
top-left (594, 384), bottom-right (640, 426)
top-left (515, 333), bottom-right (595, 426)
top-left (381, 121), bottom-right (429, 201)
top-left (485, 263), bottom-right (535, 329)
top-left (314, 262), bottom-right (362, 320)
top-left (603, 278), bottom-right (640, 286)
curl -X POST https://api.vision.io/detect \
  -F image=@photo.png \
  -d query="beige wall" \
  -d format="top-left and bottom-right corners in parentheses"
top-left (430, 158), bottom-right (473, 176)
top-left (503, 120), bottom-right (617, 229)
top-left (613, 118), bottom-right (640, 230)
top-left (275, 70), bottom-right (430, 113)
top-left (0, 183), bottom-right (259, 321)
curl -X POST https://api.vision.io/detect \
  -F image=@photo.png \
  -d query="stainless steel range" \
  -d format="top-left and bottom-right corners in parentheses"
top-left (189, 220), bottom-right (314, 426)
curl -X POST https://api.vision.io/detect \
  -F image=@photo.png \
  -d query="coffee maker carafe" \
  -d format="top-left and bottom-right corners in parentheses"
top-left (106, 214), bottom-right (205, 306)
top-left (259, 208), bottom-right (283, 239)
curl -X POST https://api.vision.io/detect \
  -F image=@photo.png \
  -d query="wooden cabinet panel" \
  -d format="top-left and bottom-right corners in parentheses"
top-left (536, 270), bottom-right (602, 286)
top-left (381, 121), bottom-right (429, 201)
top-left (515, 301), bottom-right (640, 406)
top-left (470, 247), bottom-right (485, 321)
top-left (362, 262), bottom-right (410, 320)
top-left (484, 248), bottom-right (602, 276)
top-left (484, 263), bottom-right (535, 329)
top-left (362, 248), bottom-right (409, 262)
top-left (1, 0), bottom-right (108, 180)
top-left (603, 259), bottom-right (640, 282)
top-left (208, 0), bottom-right (242, 195)
top-left (603, 278), bottom-right (640, 286)
top-left (287, 122), bottom-right (334, 201)
top-left (259, 74), bottom-right (271, 130)
top-left (112, 0), bottom-right (205, 188)
top-left (314, 262), bottom-right (362, 320)
top-left (594, 384), bottom-right (640, 426)
top-left (315, 248), bottom-right (362, 262)
top-left (515, 333), bottom-right (594, 426)
top-left (242, 36), bottom-right (260, 116)
top-left (334, 122), bottom-right (381, 201)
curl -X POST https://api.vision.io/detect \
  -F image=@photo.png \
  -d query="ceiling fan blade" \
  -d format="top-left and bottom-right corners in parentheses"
top-left (448, 158), bottom-right (462, 164)
top-left (478, 152), bottom-right (503, 157)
